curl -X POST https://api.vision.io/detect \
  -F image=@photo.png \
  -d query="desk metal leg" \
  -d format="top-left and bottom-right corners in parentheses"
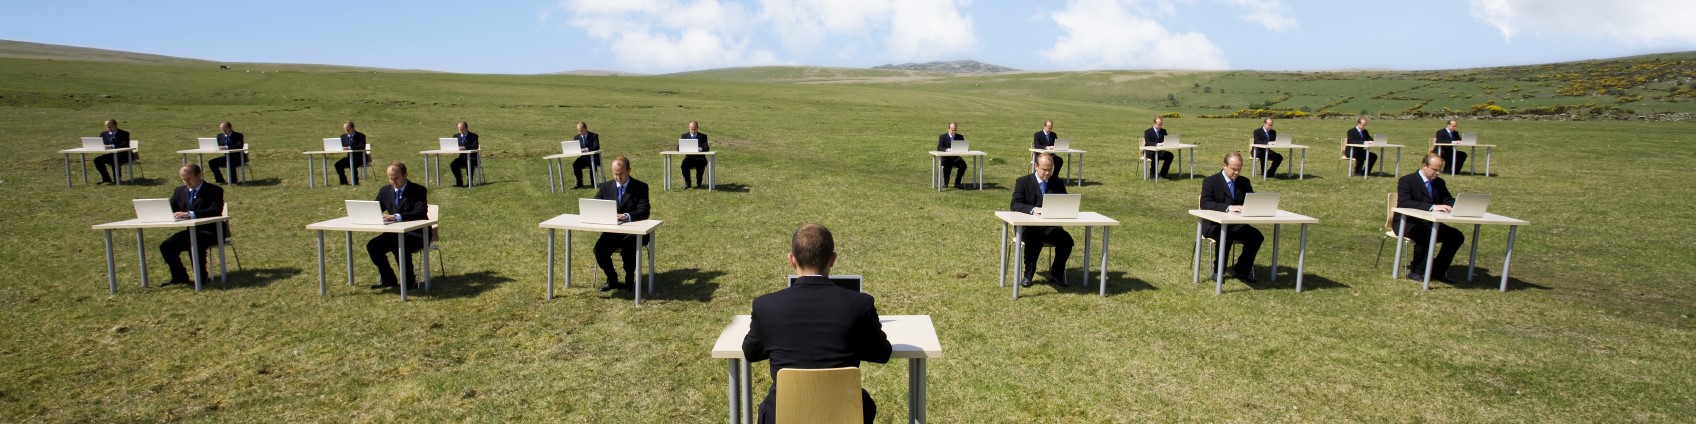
top-left (1216, 226), bottom-right (1227, 294)
top-left (422, 227), bottom-right (432, 291)
top-left (344, 232), bottom-right (354, 287)
top-left (740, 359), bottom-right (752, 424)
top-left (564, 230), bottom-right (572, 288)
top-left (1191, 219), bottom-right (1202, 284)
top-left (998, 223), bottom-right (1008, 288)
top-left (398, 234), bottom-right (408, 302)
top-left (1467, 224), bottom-right (1481, 282)
top-left (548, 159), bottom-right (558, 193)
top-left (546, 229), bottom-right (555, 300)
top-left (726, 359), bottom-right (741, 424)
top-left (1082, 226), bottom-right (1091, 289)
top-left (1393, 217), bottom-right (1407, 279)
top-left (136, 230), bottom-right (149, 287)
top-left (1484, 147), bottom-right (1492, 177)
top-left (647, 232), bottom-right (657, 295)
top-left (1298, 149), bottom-right (1306, 180)
top-left (1187, 148), bottom-right (1196, 179)
top-left (1422, 225), bottom-right (1438, 290)
top-left (664, 154), bottom-right (672, 191)
top-left (708, 155), bottom-right (715, 191)
top-left (1076, 152), bottom-right (1084, 186)
top-left (1012, 232), bottom-right (1023, 300)
top-left (81, 154), bottom-right (90, 184)
top-left (930, 155), bottom-right (938, 191)
top-left (1393, 147), bottom-right (1402, 176)
top-left (1099, 227), bottom-right (1110, 297)
top-left (1296, 224), bottom-right (1308, 292)
top-left (910, 358), bottom-right (928, 424)
top-left (103, 230), bottom-right (117, 293)
top-left (1270, 224), bottom-right (1280, 285)
top-left (635, 234), bottom-right (645, 306)
top-left (64, 154), bottom-right (73, 187)
top-left (317, 230), bottom-right (327, 295)
top-left (1501, 226), bottom-right (1517, 292)
top-left (322, 157), bottom-right (330, 187)
top-left (975, 155), bottom-right (983, 190)
top-left (308, 155), bottom-right (316, 188)
top-left (190, 227), bottom-right (202, 292)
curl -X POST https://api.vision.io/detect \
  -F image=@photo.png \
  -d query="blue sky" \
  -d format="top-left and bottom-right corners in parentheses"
top-left (4, 0), bottom-right (1694, 74)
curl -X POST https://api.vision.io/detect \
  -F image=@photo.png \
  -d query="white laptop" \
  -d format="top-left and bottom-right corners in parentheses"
top-left (678, 138), bottom-right (701, 153)
top-left (1052, 138), bottom-right (1071, 150)
top-left (197, 137), bottom-right (219, 150)
top-left (344, 200), bottom-right (386, 225)
top-left (439, 137), bottom-right (460, 151)
top-left (947, 140), bottom-right (970, 153)
top-left (1273, 134), bottom-right (1293, 145)
top-left (82, 137), bottom-right (106, 150)
top-left (1164, 134), bottom-right (1180, 146)
top-left (132, 199), bottom-right (176, 222)
top-left (1458, 132), bottom-right (1479, 145)
top-left (1238, 192), bottom-right (1280, 217)
top-left (562, 140), bottom-right (582, 154)
top-left (1447, 193), bottom-right (1491, 217)
top-left (579, 198), bottom-right (620, 225)
top-left (787, 274), bottom-right (863, 292)
top-left (1040, 194), bottom-right (1081, 219)
top-left (323, 138), bottom-right (344, 152)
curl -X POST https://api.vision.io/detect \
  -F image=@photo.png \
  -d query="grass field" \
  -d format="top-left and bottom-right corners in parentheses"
top-left (2, 55), bottom-right (1695, 422)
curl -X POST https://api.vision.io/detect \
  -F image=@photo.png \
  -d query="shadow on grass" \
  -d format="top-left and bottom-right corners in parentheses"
top-left (1248, 265), bottom-right (1352, 292)
top-left (209, 267), bottom-right (302, 290)
top-left (417, 270), bottom-right (515, 298)
top-left (114, 176), bottom-right (167, 186)
top-left (1435, 266), bottom-right (1550, 291)
top-left (704, 183), bottom-right (750, 193)
top-left (639, 268), bottom-right (724, 302)
top-left (226, 177), bottom-right (284, 187)
top-left (1008, 269), bottom-right (1155, 298)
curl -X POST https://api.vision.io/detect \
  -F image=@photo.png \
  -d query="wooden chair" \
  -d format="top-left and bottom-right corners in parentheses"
top-left (1375, 192), bottom-right (1414, 268)
top-left (1338, 137), bottom-right (1358, 177)
top-left (222, 204), bottom-right (241, 273)
top-left (1197, 195), bottom-right (1240, 281)
top-left (776, 367), bottom-right (863, 424)
top-left (426, 204), bottom-right (445, 277)
top-left (1138, 137), bottom-right (1153, 181)
top-left (1246, 138), bottom-right (1263, 177)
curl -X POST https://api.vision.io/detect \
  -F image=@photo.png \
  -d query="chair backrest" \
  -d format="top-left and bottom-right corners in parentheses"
top-left (1383, 192), bottom-right (1397, 231)
top-left (776, 367), bottom-right (863, 424)
top-left (426, 204), bottom-right (440, 242)
top-left (1428, 137), bottom-right (1437, 153)
top-left (1339, 137), bottom-right (1350, 157)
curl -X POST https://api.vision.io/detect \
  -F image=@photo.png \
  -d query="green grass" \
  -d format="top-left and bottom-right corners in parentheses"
top-left (1, 56), bottom-right (1694, 422)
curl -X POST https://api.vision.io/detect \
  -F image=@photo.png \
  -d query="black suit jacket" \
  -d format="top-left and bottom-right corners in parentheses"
top-left (103, 129), bottom-right (131, 149)
top-left (1199, 172), bottom-right (1253, 236)
top-left (574, 131), bottom-right (601, 152)
top-left (1252, 127), bottom-right (1276, 145)
top-left (217, 131), bottom-right (245, 150)
top-left (1346, 126), bottom-right (1372, 155)
top-left (1143, 127), bottom-right (1167, 146)
top-left (594, 178), bottom-right (650, 222)
top-left (455, 131), bottom-right (479, 160)
top-left (1434, 128), bottom-right (1462, 153)
top-left (376, 182), bottom-right (429, 235)
top-left (742, 275), bottom-right (892, 389)
top-left (170, 182), bottom-right (226, 235)
top-left (341, 131), bottom-right (368, 161)
top-left (1032, 130), bottom-right (1058, 149)
top-left (1395, 172), bottom-right (1456, 230)
top-left (1010, 173), bottom-right (1067, 214)
top-left (936, 132), bottom-right (963, 151)
top-left (682, 131), bottom-right (709, 152)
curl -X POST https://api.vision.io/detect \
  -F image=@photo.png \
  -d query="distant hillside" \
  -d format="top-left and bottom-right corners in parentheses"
top-left (549, 70), bottom-right (647, 77)
top-left (874, 60), bottom-right (1015, 74)
top-left (0, 39), bottom-right (210, 64)
top-left (663, 66), bottom-right (948, 84)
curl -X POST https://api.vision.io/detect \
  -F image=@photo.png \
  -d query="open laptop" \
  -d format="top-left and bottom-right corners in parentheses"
top-left (439, 138), bottom-right (460, 151)
top-left (678, 139), bottom-right (701, 153)
top-left (1446, 193), bottom-right (1491, 217)
top-left (197, 137), bottom-right (220, 150)
top-left (1238, 192), bottom-right (1280, 217)
top-left (323, 138), bottom-right (344, 152)
top-left (1052, 138), bottom-right (1071, 150)
top-left (81, 137), bottom-right (106, 150)
top-left (947, 140), bottom-right (970, 153)
top-left (1458, 132), bottom-right (1479, 145)
top-left (787, 274), bottom-right (863, 292)
top-left (132, 199), bottom-right (176, 222)
top-left (344, 200), bottom-right (386, 225)
top-left (1163, 134), bottom-right (1180, 146)
top-left (1040, 194), bottom-right (1081, 219)
top-left (579, 198), bottom-right (620, 225)
top-left (562, 140), bottom-right (582, 154)
top-left (1273, 134), bottom-right (1293, 145)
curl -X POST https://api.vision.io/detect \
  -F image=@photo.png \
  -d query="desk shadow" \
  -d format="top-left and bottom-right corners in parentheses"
top-left (114, 177), bottom-right (166, 186)
top-left (1091, 270), bottom-right (1157, 296)
top-left (639, 268), bottom-right (724, 302)
top-left (1057, 179), bottom-right (1105, 188)
top-left (433, 180), bottom-right (508, 189)
top-left (1248, 266), bottom-right (1351, 291)
top-left (1431, 266), bottom-right (1550, 291)
top-left (417, 270), bottom-right (515, 298)
top-left (1142, 174), bottom-right (1203, 182)
top-left (229, 177), bottom-right (283, 187)
top-left (702, 183), bottom-right (750, 193)
top-left (957, 182), bottom-right (1010, 191)
top-left (210, 267), bottom-right (302, 290)
top-left (1015, 269), bottom-right (1155, 298)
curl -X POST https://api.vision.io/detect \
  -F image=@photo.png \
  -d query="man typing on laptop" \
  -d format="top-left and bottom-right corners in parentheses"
top-left (1010, 153), bottom-right (1073, 288)
top-left (158, 164), bottom-right (225, 286)
top-left (679, 120), bottom-right (710, 189)
top-left (1199, 152), bottom-right (1264, 283)
top-left (593, 156), bottom-right (651, 292)
top-left (365, 162), bottom-right (429, 291)
top-left (1396, 153), bottom-right (1465, 283)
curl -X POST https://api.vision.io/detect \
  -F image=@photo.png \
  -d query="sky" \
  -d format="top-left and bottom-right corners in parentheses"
top-left (4, 0), bottom-right (1695, 75)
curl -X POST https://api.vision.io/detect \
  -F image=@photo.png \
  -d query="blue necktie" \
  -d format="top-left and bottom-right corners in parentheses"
top-left (1226, 179), bottom-right (1236, 201)
top-left (1038, 180), bottom-right (1047, 195)
top-left (188, 188), bottom-right (197, 206)
top-left (1424, 179), bottom-right (1433, 197)
top-left (617, 184), bottom-right (625, 203)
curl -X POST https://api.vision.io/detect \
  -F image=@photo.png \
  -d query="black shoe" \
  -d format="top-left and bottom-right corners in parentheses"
top-left (1234, 271), bottom-right (1258, 284)
top-left (1050, 272), bottom-right (1069, 287)
top-left (1019, 278), bottom-right (1033, 288)
top-left (1435, 275), bottom-right (1458, 284)
top-left (369, 282), bottom-right (398, 289)
top-left (953, 183), bottom-right (966, 190)
top-left (160, 279), bottom-right (189, 287)
top-left (598, 280), bottom-right (619, 292)
top-left (1407, 272), bottom-right (1425, 282)
top-left (404, 282), bottom-right (421, 291)
top-left (617, 282), bottom-right (633, 291)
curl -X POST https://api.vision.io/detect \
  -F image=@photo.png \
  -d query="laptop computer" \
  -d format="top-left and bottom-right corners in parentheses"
top-left (1238, 192), bottom-right (1280, 217)
top-left (1163, 134), bottom-right (1180, 146)
top-left (562, 140), bottom-right (582, 154)
top-left (1458, 132), bottom-right (1479, 145)
top-left (1052, 138), bottom-right (1071, 150)
top-left (344, 200), bottom-right (386, 225)
top-left (1040, 194), bottom-right (1081, 219)
top-left (132, 199), bottom-right (176, 222)
top-left (439, 138), bottom-right (460, 151)
top-left (579, 198), bottom-right (620, 225)
top-left (323, 138), bottom-right (344, 152)
top-left (787, 274), bottom-right (863, 292)
top-left (947, 140), bottom-right (970, 153)
top-left (678, 139), bottom-right (701, 153)
top-left (1273, 134), bottom-right (1293, 145)
top-left (82, 137), bottom-right (106, 150)
top-left (197, 137), bottom-right (220, 150)
top-left (1447, 193), bottom-right (1491, 217)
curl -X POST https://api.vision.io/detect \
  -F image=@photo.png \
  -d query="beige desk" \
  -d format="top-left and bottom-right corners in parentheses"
top-left (177, 147), bottom-right (250, 185)
top-left (1188, 210), bottom-right (1318, 294)
top-left (1432, 142), bottom-right (1496, 176)
top-left (1392, 208), bottom-right (1527, 291)
top-left (712, 314), bottom-right (942, 424)
top-left (1027, 148), bottom-right (1087, 186)
top-left (543, 150), bottom-right (602, 192)
top-left (661, 150), bottom-right (717, 191)
top-left (419, 148), bottom-right (483, 187)
top-left (1250, 143), bottom-right (1310, 180)
top-left (1343, 142), bottom-right (1404, 179)
top-left (927, 150), bottom-right (985, 191)
top-left (305, 217), bottom-right (435, 301)
top-left (1138, 142), bottom-right (1198, 182)
top-left (303, 148), bottom-right (371, 188)
top-left (994, 211), bottom-right (1121, 298)
top-left (92, 216), bottom-right (229, 293)
top-left (59, 146), bottom-right (138, 187)
top-left (539, 214), bottom-right (662, 305)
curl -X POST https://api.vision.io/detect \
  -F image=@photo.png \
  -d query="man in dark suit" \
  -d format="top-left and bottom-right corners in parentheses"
top-left (335, 121), bottom-right (371, 185)
top-left (1396, 153), bottom-right (1465, 283)
top-left (1433, 118), bottom-right (1470, 174)
top-left (593, 156), bottom-right (652, 292)
top-left (1032, 119), bottom-right (1065, 180)
top-left (680, 120), bottom-right (710, 189)
top-left (93, 119), bottom-right (132, 184)
top-left (936, 121), bottom-right (967, 190)
top-left (1143, 116), bottom-right (1173, 179)
top-left (1345, 117), bottom-right (1380, 176)
top-left (449, 121), bottom-right (479, 187)
top-left (207, 121), bottom-right (245, 184)
top-left (1251, 117), bottom-right (1284, 178)
top-left (743, 223), bottom-right (892, 424)
top-left (572, 121), bottom-right (602, 188)
top-left (1199, 152), bottom-right (1263, 283)
top-left (1010, 153), bottom-right (1073, 288)
top-left (158, 164), bottom-right (226, 286)
top-left (365, 162), bottom-right (429, 290)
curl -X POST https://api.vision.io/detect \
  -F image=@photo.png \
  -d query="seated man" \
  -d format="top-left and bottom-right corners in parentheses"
top-left (937, 121), bottom-right (967, 189)
top-left (207, 121), bottom-right (245, 184)
top-left (1032, 119), bottom-right (1064, 180)
top-left (1199, 152), bottom-right (1263, 283)
top-left (593, 156), bottom-right (651, 292)
top-left (1346, 117), bottom-right (1380, 176)
top-left (1010, 153), bottom-right (1073, 288)
top-left (572, 121), bottom-right (602, 188)
top-left (743, 223), bottom-right (892, 424)
top-left (1396, 153), bottom-right (1466, 283)
top-left (158, 164), bottom-right (226, 286)
top-left (365, 162), bottom-right (428, 290)
top-left (1433, 118), bottom-right (1470, 173)
top-left (335, 121), bottom-right (371, 185)
top-left (680, 120), bottom-right (710, 188)
top-left (1251, 117), bottom-right (1284, 178)
top-left (93, 119), bottom-right (132, 184)
top-left (1143, 116), bottom-right (1173, 179)
top-left (449, 121), bottom-right (479, 187)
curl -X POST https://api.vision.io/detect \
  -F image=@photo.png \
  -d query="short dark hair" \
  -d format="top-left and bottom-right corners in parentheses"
top-left (388, 161), bottom-right (408, 175)
top-left (612, 155), bottom-right (630, 169)
top-left (1224, 151), bottom-right (1244, 165)
top-left (105, 118), bottom-right (118, 126)
top-left (1422, 153), bottom-right (1446, 167)
top-left (181, 163), bottom-right (202, 176)
top-left (345, 121), bottom-right (356, 129)
top-left (791, 224), bottom-right (835, 272)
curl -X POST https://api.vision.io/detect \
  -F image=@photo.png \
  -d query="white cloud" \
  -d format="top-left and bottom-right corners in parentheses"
top-left (1042, 0), bottom-right (1229, 70)
top-left (1470, 0), bottom-right (1696, 44)
top-left (1225, 0), bottom-right (1296, 32)
top-left (558, 0), bottom-right (781, 72)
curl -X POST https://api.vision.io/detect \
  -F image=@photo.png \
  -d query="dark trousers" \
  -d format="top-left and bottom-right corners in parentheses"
top-left (208, 155), bottom-right (244, 184)
top-left (160, 228), bottom-right (219, 282)
top-left (1402, 221), bottom-right (1465, 278)
top-left (573, 155), bottom-right (600, 187)
top-left (1435, 147), bottom-right (1469, 173)
top-left (450, 155), bottom-right (476, 186)
top-left (1051, 155), bottom-right (1065, 180)
top-left (335, 154), bottom-right (370, 185)
top-left (367, 232), bottom-right (425, 285)
top-left (940, 156), bottom-right (967, 186)
top-left (1349, 148), bottom-right (1379, 175)
top-left (1145, 150), bottom-right (1173, 177)
top-left (758, 386), bottom-right (876, 424)
top-left (94, 152), bottom-right (131, 183)
top-left (1255, 148), bottom-right (1283, 177)
top-left (1021, 226), bottom-right (1073, 280)
top-left (594, 233), bottom-right (648, 283)
top-left (681, 155), bottom-right (708, 186)
top-left (1205, 224), bottom-right (1263, 275)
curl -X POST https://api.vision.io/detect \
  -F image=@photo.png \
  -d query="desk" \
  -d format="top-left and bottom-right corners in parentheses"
top-left (927, 150), bottom-right (985, 191)
top-left (303, 149), bottom-right (371, 188)
top-left (92, 216), bottom-right (228, 293)
top-left (1432, 142), bottom-right (1496, 176)
top-left (1392, 209), bottom-right (1527, 291)
top-left (1250, 143), bottom-right (1310, 180)
top-left (1188, 210), bottom-right (1317, 294)
top-left (1138, 143), bottom-right (1197, 182)
top-left (1343, 142), bottom-right (1403, 179)
top-left (542, 150), bottom-right (602, 192)
top-left (993, 211), bottom-right (1120, 298)
top-left (661, 150), bottom-right (717, 191)
top-left (305, 217), bottom-right (434, 301)
top-left (419, 148), bottom-right (482, 187)
top-left (59, 146), bottom-right (137, 187)
top-left (539, 214), bottom-right (662, 305)
top-left (712, 314), bottom-right (942, 424)
top-left (1028, 148), bottom-right (1087, 186)
top-left (177, 147), bottom-right (250, 186)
